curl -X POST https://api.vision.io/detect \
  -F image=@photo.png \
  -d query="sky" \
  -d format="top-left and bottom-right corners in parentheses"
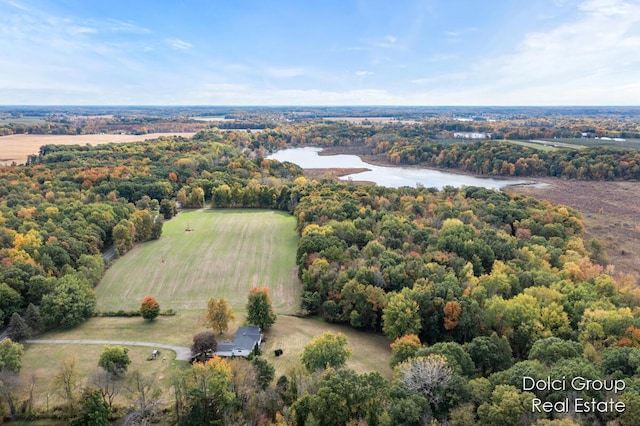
top-left (0, 0), bottom-right (639, 105)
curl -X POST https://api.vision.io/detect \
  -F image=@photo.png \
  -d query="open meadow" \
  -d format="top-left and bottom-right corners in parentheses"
top-left (0, 132), bottom-right (196, 165)
top-left (96, 209), bottom-right (301, 314)
top-left (18, 207), bottom-right (393, 413)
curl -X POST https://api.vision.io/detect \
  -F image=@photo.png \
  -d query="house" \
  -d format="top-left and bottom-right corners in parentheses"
top-left (215, 325), bottom-right (263, 357)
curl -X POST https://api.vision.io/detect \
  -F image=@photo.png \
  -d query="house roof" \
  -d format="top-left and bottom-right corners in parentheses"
top-left (234, 325), bottom-right (262, 351)
top-left (215, 325), bottom-right (262, 355)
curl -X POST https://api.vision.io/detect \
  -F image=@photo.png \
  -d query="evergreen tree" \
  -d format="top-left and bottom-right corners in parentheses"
top-left (7, 313), bottom-right (31, 342)
top-left (23, 303), bottom-right (44, 334)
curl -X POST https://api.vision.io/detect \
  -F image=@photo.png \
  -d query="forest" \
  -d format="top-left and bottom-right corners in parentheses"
top-left (0, 120), bottom-right (640, 425)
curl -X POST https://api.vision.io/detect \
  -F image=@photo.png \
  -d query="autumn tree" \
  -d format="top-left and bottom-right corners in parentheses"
top-left (301, 332), bottom-right (352, 373)
top-left (390, 334), bottom-right (423, 367)
top-left (173, 356), bottom-right (235, 424)
top-left (246, 287), bottom-right (277, 330)
top-left (204, 297), bottom-right (235, 334)
top-left (140, 295), bottom-right (160, 321)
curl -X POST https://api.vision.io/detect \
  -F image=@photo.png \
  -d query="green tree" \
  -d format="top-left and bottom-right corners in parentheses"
top-left (204, 297), bottom-right (236, 334)
top-left (301, 331), bottom-right (352, 373)
top-left (466, 333), bottom-right (513, 376)
top-left (98, 345), bottom-right (131, 377)
top-left (528, 337), bottom-right (583, 366)
top-left (7, 313), bottom-right (30, 342)
top-left (40, 274), bottom-right (96, 328)
top-left (476, 385), bottom-right (538, 426)
top-left (0, 339), bottom-right (24, 418)
top-left (0, 283), bottom-right (22, 324)
top-left (383, 290), bottom-right (422, 340)
top-left (70, 388), bottom-right (110, 426)
top-left (246, 286), bottom-right (277, 330)
top-left (251, 356), bottom-right (275, 390)
top-left (0, 339), bottom-right (23, 374)
top-left (140, 295), bottom-right (160, 321)
top-left (291, 368), bottom-right (390, 426)
top-left (23, 303), bottom-right (44, 335)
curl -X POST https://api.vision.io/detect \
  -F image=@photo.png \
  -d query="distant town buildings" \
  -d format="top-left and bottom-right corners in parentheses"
top-left (453, 132), bottom-right (492, 139)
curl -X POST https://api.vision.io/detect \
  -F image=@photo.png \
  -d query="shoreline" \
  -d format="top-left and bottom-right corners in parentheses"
top-left (316, 145), bottom-right (542, 189)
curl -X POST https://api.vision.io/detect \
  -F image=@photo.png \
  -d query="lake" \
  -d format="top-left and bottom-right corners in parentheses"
top-left (267, 147), bottom-right (536, 189)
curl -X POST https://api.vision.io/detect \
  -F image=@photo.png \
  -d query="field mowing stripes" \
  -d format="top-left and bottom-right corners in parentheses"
top-left (96, 209), bottom-right (301, 314)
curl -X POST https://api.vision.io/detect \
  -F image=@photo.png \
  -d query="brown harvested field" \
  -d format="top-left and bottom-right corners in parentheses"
top-left (505, 178), bottom-right (640, 279)
top-left (322, 117), bottom-right (419, 124)
top-left (0, 132), bottom-right (196, 165)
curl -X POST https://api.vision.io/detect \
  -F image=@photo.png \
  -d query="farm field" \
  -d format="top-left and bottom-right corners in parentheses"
top-left (96, 209), bottom-right (301, 314)
top-left (0, 132), bottom-right (196, 165)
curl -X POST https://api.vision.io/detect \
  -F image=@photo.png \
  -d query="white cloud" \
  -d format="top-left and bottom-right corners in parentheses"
top-left (107, 19), bottom-right (152, 34)
top-left (167, 38), bottom-right (192, 50)
top-left (266, 67), bottom-right (305, 78)
top-left (355, 71), bottom-right (373, 76)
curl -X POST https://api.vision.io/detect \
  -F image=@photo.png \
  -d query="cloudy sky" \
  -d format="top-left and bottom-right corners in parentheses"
top-left (1, 0), bottom-right (638, 105)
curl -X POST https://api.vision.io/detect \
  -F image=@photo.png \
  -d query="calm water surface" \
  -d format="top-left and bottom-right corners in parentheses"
top-left (267, 147), bottom-right (536, 189)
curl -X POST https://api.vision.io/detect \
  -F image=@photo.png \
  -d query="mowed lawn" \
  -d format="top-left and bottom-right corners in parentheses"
top-left (96, 209), bottom-right (301, 313)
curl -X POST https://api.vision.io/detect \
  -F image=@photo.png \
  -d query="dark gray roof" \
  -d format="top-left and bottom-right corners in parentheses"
top-left (234, 326), bottom-right (261, 350)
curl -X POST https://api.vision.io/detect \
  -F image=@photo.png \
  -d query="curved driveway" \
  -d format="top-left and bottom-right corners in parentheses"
top-left (25, 339), bottom-right (191, 361)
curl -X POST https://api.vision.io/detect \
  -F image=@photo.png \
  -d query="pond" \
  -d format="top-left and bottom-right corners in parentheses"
top-left (267, 147), bottom-right (536, 190)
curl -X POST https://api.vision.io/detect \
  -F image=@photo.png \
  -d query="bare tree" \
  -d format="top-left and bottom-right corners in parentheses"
top-left (397, 354), bottom-right (453, 407)
top-left (125, 370), bottom-right (162, 423)
top-left (0, 370), bottom-right (22, 417)
top-left (52, 355), bottom-right (81, 413)
top-left (90, 368), bottom-right (121, 411)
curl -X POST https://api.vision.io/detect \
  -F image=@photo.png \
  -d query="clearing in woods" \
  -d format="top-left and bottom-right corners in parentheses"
top-left (96, 209), bottom-right (300, 313)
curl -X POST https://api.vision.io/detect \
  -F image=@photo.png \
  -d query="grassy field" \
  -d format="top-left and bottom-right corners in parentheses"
top-left (18, 343), bottom-right (184, 413)
top-left (500, 139), bottom-right (560, 151)
top-left (0, 132), bottom-right (196, 165)
top-left (535, 137), bottom-right (640, 150)
top-left (96, 209), bottom-right (301, 314)
top-left (17, 207), bottom-right (393, 414)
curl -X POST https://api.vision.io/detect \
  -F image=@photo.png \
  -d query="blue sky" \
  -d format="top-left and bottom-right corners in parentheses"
top-left (1, 0), bottom-right (639, 105)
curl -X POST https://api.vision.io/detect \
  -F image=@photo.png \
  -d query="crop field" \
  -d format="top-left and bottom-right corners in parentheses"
top-left (96, 209), bottom-right (301, 314)
top-left (0, 132), bottom-right (197, 165)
